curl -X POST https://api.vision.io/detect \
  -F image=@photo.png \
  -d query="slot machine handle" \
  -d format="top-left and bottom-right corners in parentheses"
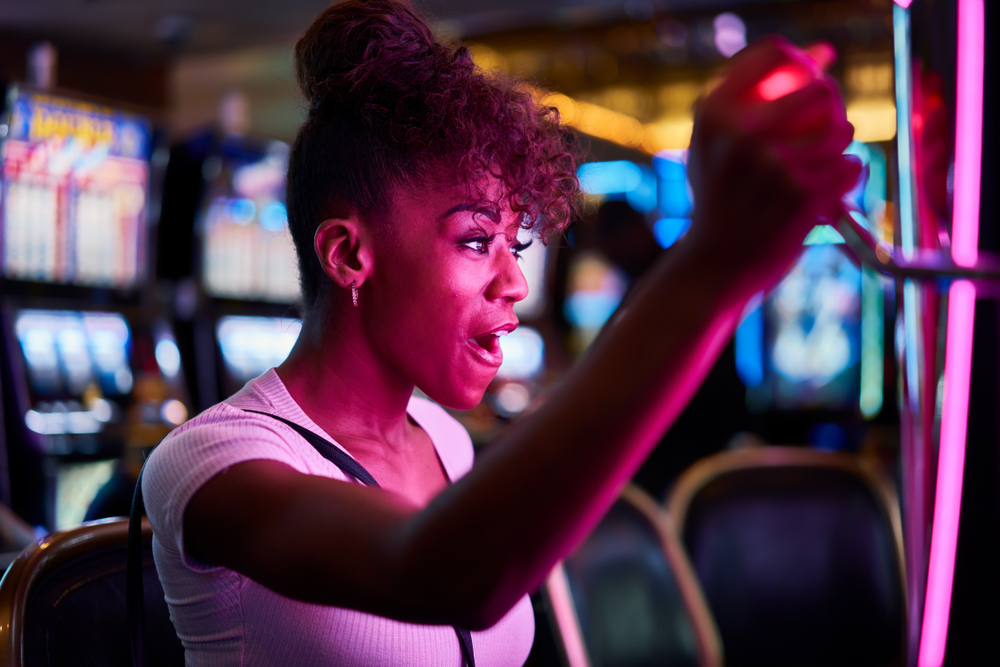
top-left (836, 204), bottom-right (1000, 283)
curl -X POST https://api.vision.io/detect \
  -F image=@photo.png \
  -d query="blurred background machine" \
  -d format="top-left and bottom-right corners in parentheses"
top-left (158, 123), bottom-right (301, 411)
top-left (0, 85), bottom-right (191, 531)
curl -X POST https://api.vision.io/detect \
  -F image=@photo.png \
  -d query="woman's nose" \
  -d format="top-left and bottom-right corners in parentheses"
top-left (487, 250), bottom-right (529, 303)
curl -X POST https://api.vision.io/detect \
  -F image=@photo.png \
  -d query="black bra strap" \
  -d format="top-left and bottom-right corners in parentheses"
top-left (242, 409), bottom-right (477, 667)
top-left (242, 410), bottom-right (380, 487)
top-left (127, 457), bottom-right (150, 666)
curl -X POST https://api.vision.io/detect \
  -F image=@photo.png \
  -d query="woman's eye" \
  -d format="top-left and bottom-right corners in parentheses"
top-left (463, 237), bottom-right (492, 254)
top-left (511, 239), bottom-right (532, 260)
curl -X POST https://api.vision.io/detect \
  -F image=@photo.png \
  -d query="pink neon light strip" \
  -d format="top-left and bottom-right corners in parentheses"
top-left (545, 566), bottom-right (590, 667)
top-left (918, 280), bottom-right (975, 666)
top-left (917, 0), bottom-right (984, 664)
top-left (950, 0), bottom-right (984, 268)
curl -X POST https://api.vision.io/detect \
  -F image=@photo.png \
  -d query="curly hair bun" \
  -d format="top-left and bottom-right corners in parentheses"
top-left (287, 1), bottom-right (579, 309)
top-left (295, 0), bottom-right (456, 116)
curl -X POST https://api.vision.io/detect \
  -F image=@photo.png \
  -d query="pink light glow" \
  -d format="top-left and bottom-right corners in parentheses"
top-left (893, 0), bottom-right (913, 8)
top-left (545, 566), bottom-right (590, 667)
top-left (916, 2), bottom-right (984, 662)
top-left (756, 67), bottom-right (810, 101)
top-left (951, 0), bottom-right (984, 268)
top-left (918, 280), bottom-right (976, 667)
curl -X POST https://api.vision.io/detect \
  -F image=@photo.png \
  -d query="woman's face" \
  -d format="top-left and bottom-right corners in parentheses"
top-left (362, 179), bottom-right (531, 410)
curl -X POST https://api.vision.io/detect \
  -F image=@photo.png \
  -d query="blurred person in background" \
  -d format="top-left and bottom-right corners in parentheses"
top-left (594, 199), bottom-right (664, 285)
top-left (141, 1), bottom-right (859, 664)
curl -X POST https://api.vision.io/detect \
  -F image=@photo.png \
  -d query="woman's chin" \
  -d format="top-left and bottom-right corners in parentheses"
top-left (419, 382), bottom-right (489, 412)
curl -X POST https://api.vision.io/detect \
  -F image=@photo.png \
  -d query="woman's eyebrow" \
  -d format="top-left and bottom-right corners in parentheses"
top-left (442, 202), bottom-right (501, 224)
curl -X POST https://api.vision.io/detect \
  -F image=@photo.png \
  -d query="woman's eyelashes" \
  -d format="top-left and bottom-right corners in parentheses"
top-left (461, 235), bottom-right (531, 260)
top-left (462, 235), bottom-right (494, 255)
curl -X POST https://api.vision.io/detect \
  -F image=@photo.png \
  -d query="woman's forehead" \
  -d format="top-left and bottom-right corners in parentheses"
top-left (397, 176), bottom-right (522, 227)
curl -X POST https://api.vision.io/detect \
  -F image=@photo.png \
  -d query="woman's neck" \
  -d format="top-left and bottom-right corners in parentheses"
top-left (276, 306), bottom-right (416, 454)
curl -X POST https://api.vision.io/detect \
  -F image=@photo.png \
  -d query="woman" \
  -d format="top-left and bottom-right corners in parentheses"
top-left (143, 1), bottom-right (859, 665)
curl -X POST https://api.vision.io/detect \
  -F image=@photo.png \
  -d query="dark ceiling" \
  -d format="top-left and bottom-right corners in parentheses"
top-left (0, 0), bottom-right (760, 56)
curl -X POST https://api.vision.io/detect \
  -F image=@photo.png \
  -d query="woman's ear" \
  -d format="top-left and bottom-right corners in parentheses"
top-left (314, 214), bottom-right (374, 289)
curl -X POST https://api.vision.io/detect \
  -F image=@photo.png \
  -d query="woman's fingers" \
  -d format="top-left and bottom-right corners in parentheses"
top-left (688, 33), bottom-right (860, 277)
top-left (748, 78), bottom-right (847, 139)
top-left (789, 156), bottom-right (863, 214)
top-left (803, 41), bottom-right (837, 71)
top-left (777, 121), bottom-right (855, 166)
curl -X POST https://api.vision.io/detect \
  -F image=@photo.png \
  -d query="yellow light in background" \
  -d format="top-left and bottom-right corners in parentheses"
top-left (540, 91), bottom-right (579, 124)
top-left (575, 102), bottom-right (644, 148)
top-left (847, 98), bottom-right (897, 142)
top-left (468, 44), bottom-right (507, 72)
top-left (586, 86), bottom-right (654, 119)
top-left (507, 49), bottom-right (544, 77)
top-left (846, 62), bottom-right (894, 97)
top-left (642, 118), bottom-right (694, 153)
top-left (465, 42), bottom-right (893, 151)
top-left (881, 202), bottom-right (895, 246)
top-left (538, 90), bottom-right (647, 149)
top-left (537, 89), bottom-right (692, 155)
top-left (472, 42), bottom-right (698, 155)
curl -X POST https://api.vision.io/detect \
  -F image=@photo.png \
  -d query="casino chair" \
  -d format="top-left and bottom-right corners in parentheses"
top-left (667, 446), bottom-right (906, 667)
top-left (543, 484), bottom-right (723, 667)
top-left (0, 517), bottom-right (184, 667)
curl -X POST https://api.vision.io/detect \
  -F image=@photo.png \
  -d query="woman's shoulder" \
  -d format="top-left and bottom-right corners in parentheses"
top-left (153, 370), bottom-right (302, 457)
top-left (156, 401), bottom-right (280, 445)
top-left (144, 397), bottom-right (315, 493)
top-left (407, 395), bottom-right (474, 478)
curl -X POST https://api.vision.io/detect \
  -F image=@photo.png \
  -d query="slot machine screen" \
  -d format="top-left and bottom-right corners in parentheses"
top-left (16, 309), bottom-right (132, 404)
top-left (763, 244), bottom-right (862, 410)
top-left (200, 143), bottom-right (299, 303)
top-left (216, 316), bottom-right (301, 384)
top-left (497, 327), bottom-right (545, 380)
top-left (0, 88), bottom-right (151, 288)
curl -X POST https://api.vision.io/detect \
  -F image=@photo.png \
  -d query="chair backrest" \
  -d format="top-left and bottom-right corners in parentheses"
top-left (668, 447), bottom-right (906, 667)
top-left (0, 517), bottom-right (184, 667)
top-left (545, 484), bottom-right (722, 667)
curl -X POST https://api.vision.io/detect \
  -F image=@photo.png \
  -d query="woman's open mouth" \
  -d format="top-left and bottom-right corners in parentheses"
top-left (469, 328), bottom-right (511, 367)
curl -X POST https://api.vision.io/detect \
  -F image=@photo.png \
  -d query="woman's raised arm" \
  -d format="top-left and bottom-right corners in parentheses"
top-left (184, 36), bottom-right (860, 630)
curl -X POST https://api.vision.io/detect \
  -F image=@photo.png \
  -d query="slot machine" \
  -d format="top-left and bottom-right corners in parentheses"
top-left (159, 132), bottom-right (301, 412)
top-left (0, 86), bottom-right (191, 530)
top-left (734, 140), bottom-right (892, 450)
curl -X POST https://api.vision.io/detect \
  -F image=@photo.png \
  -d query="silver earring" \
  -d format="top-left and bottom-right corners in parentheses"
top-left (351, 280), bottom-right (358, 307)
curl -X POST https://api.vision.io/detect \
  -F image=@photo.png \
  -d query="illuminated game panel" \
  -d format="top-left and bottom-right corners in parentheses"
top-left (216, 316), bottom-right (302, 383)
top-left (201, 147), bottom-right (300, 303)
top-left (0, 90), bottom-right (150, 287)
top-left (766, 244), bottom-right (862, 410)
top-left (15, 309), bottom-right (132, 438)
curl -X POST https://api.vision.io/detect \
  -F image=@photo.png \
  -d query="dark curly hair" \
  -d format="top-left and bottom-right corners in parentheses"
top-left (288, 0), bottom-right (580, 310)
